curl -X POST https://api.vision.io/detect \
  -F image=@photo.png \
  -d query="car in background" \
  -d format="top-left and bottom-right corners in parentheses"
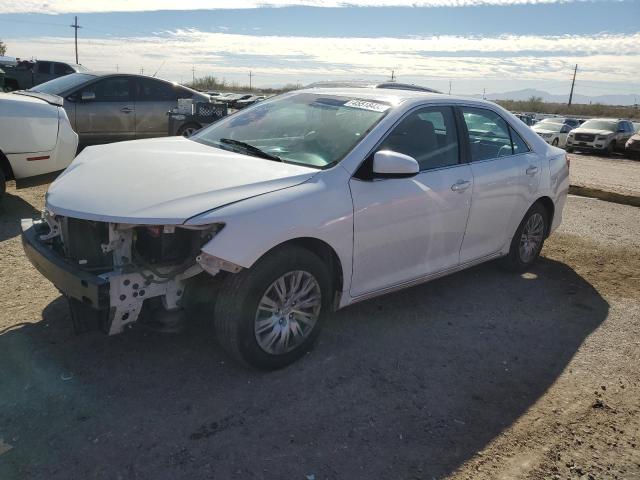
top-left (0, 58), bottom-right (88, 91)
top-left (28, 72), bottom-right (210, 145)
top-left (235, 95), bottom-right (265, 109)
top-left (22, 88), bottom-right (568, 369)
top-left (532, 121), bottom-right (573, 148)
top-left (625, 131), bottom-right (640, 159)
top-left (566, 118), bottom-right (636, 155)
top-left (514, 113), bottom-right (535, 126)
top-left (633, 122), bottom-right (640, 132)
top-left (0, 91), bottom-right (78, 199)
top-left (536, 117), bottom-right (580, 129)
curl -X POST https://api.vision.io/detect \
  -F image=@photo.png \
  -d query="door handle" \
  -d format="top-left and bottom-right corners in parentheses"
top-left (451, 180), bottom-right (471, 192)
top-left (526, 166), bottom-right (539, 176)
top-left (120, 107), bottom-right (133, 113)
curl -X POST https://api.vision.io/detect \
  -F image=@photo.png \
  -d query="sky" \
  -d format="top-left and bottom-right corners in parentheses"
top-left (0, 0), bottom-right (639, 98)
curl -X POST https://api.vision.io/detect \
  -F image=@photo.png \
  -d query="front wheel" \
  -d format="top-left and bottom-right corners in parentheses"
top-left (214, 245), bottom-right (332, 370)
top-left (500, 202), bottom-right (548, 272)
top-left (177, 123), bottom-right (201, 138)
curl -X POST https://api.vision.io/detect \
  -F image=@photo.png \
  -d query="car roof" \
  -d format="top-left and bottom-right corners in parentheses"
top-left (306, 80), bottom-right (441, 94)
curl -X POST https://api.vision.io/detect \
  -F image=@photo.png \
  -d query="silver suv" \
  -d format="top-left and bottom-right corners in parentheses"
top-left (566, 118), bottom-right (635, 155)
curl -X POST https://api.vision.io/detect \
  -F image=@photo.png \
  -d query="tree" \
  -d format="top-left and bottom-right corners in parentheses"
top-left (0, 40), bottom-right (6, 56)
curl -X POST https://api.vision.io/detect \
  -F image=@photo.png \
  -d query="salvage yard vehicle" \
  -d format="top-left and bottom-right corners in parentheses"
top-left (0, 57), bottom-right (87, 91)
top-left (625, 131), bottom-right (640, 159)
top-left (0, 91), bottom-right (78, 199)
top-left (532, 121), bottom-right (572, 148)
top-left (28, 72), bottom-right (211, 145)
top-left (21, 88), bottom-right (569, 369)
top-left (566, 118), bottom-right (635, 155)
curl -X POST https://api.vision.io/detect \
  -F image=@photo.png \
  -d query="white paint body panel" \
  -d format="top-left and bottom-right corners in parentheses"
top-left (42, 88), bottom-right (569, 308)
top-left (0, 93), bottom-right (78, 179)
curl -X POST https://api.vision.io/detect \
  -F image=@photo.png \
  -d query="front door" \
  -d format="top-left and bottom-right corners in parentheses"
top-left (349, 105), bottom-right (473, 297)
top-left (74, 76), bottom-right (136, 145)
top-left (458, 106), bottom-right (541, 263)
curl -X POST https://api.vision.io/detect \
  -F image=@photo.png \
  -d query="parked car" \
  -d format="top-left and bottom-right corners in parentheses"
top-left (514, 113), bottom-right (535, 126)
top-left (22, 88), bottom-right (568, 369)
top-left (625, 131), bottom-right (640, 159)
top-left (565, 118), bottom-right (636, 154)
top-left (532, 121), bottom-right (573, 148)
top-left (0, 91), bottom-right (78, 199)
top-left (28, 72), bottom-right (211, 145)
top-left (536, 117), bottom-right (580, 129)
top-left (633, 122), bottom-right (640, 133)
top-left (235, 95), bottom-right (264, 109)
top-left (0, 57), bottom-right (87, 91)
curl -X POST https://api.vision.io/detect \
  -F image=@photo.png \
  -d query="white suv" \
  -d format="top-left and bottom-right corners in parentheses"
top-left (22, 88), bottom-right (569, 369)
top-left (566, 118), bottom-right (635, 155)
top-left (0, 91), bottom-right (78, 198)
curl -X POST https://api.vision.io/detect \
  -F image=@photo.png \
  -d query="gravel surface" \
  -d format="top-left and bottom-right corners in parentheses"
top-left (568, 152), bottom-right (640, 198)
top-left (0, 183), bottom-right (638, 480)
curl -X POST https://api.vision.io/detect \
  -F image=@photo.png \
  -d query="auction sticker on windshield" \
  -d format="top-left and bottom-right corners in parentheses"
top-left (344, 99), bottom-right (390, 112)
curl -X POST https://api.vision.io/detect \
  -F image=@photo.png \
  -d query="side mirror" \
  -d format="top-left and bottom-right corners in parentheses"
top-left (373, 150), bottom-right (419, 177)
top-left (81, 91), bottom-right (96, 102)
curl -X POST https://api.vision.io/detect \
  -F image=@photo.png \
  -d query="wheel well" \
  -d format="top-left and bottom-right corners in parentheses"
top-left (0, 150), bottom-right (15, 181)
top-left (270, 237), bottom-right (344, 296)
top-left (535, 196), bottom-right (555, 236)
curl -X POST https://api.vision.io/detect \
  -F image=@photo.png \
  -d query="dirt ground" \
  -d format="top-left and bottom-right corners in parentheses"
top-left (568, 152), bottom-right (640, 198)
top-left (0, 180), bottom-right (639, 480)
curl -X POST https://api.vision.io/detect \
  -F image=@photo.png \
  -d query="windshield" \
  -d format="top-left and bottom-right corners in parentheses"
top-left (580, 119), bottom-right (617, 131)
top-left (192, 92), bottom-right (390, 168)
top-left (29, 73), bottom-right (95, 94)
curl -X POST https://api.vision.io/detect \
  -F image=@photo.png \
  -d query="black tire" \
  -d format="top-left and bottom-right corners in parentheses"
top-left (604, 141), bottom-right (615, 156)
top-left (177, 123), bottom-right (201, 138)
top-left (500, 202), bottom-right (548, 272)
top-left (0, 168), bottom-right (6, 201)
top-left (214, 245), bottom-right (332, 370)
top-left (565, 147), bottom-right (574, 153)
top-left (552, 137), bottom-right (559, 146)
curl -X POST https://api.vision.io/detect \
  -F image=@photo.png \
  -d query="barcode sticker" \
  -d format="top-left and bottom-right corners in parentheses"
top-left (344, 100), bottom-right (390, 112)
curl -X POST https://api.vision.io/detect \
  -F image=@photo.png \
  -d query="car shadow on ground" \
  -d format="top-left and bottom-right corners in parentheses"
top-left (0, 257), bottom-right (608, 480)
top-left (0, 192), bottom-right (40, 242)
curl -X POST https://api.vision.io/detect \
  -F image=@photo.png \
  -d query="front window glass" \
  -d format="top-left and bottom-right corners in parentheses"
top-left (379, 106), bottom-right (459, 171)
top-left (581, 120), bottom-right (617, 132)
top-left (193, 93), bottom-right (390, 168)
top-left (83, 77), bottom-right (131, 102)
top-left (29, 73), bottom-right (96, 95)
top-left (461, 107), bottom-right (513, 161)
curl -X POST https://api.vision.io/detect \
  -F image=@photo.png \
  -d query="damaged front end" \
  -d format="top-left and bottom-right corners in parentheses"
top-left (22, 211), bottom-right (233, 335)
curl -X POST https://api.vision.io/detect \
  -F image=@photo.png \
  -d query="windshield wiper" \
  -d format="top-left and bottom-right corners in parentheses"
top-left (218, 138), bottom-right (283, 162)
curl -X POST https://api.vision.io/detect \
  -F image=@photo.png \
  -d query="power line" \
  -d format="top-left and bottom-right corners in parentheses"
top-left (69, 15), bottom-right (82, 64)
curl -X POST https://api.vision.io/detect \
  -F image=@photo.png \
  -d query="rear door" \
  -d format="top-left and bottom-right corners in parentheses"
top-left (349, 105), bottom-right (473, 297)
top-left (458, 106), bottom-right (540, 263)
top-left (134, 77), bottom-right (194, 138)
top-left (74, 76), bottom-right (135, 145)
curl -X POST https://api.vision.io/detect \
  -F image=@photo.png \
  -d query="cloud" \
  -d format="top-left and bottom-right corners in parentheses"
top-left (4, 30), bottom-right (639, 92)
top-left (0, 0), bottom-right (588, 14)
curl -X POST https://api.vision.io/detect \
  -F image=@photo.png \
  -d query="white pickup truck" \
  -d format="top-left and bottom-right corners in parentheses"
top-left (0, 91), bottom-right (78, 199)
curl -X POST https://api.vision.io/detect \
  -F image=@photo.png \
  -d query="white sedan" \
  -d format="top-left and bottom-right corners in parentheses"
top-left (22, 88), bottom-right (569, 369)
top-left (532, 121), bottom-right (573, 148)
top-left (0, 91), bottom-right (78, 198)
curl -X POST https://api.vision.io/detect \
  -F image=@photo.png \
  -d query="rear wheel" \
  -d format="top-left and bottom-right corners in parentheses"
top-left (214, 245), bottom-right (332, 370)
top-left (500, 202), bottom-right (548, 272)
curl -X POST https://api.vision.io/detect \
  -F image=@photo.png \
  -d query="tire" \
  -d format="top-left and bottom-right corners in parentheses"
top-left (552, 138), bottom-right (559, 146)
top-left (214, 245), bottom-right (332, 370)
top-left (604, 141), bottom-right (615, 156)
top-left (500, 202), bottom-right (548, 272)
top-left (177, 123), bottom-right (201, 138)
top-left (0, 168), bottom-right (5, 201)
top-left (565, 147), bottom-right (574, 153)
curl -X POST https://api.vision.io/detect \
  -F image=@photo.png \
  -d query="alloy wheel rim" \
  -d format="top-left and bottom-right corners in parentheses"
top-left (254, 270), bottom-right (322, 355)
top-left (182, 127), bottom-right (197, 137)
top-left (519, 212), bottom-right (545, 263)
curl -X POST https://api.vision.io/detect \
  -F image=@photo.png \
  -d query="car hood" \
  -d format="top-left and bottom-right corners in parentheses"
top-left (532, 127), bottom-right (559, 134)
top-left (46, 137), bottom-right (319, 224)
top-left (571, 129), bottom-right (614, 136)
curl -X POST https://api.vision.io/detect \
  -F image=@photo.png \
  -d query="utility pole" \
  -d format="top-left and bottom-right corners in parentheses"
top-left (70, 16), bottom-right (82, 64)
top-left (390, 70), bottom-right (395, 82)
top-left (116, 64), bottom-right (119, 72)
top-left (483, 88), bottom-right (486, 100)
top-left (192, 65), bottom-right (195, 84)
top-left (568, 64), bottom-right (578, 107)
top-left (449, 80), bottom-right (452, 95)
top-left (140, 67), bottom-right (144, 75)
top-left (249, 70), bottom-right (253, 91)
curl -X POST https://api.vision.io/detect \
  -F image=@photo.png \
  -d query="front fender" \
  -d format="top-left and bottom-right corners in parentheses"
top-left (186, 166), bottom-right (354, 292)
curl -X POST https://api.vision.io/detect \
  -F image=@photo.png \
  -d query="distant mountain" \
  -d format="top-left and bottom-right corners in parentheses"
top-left (476, 88), bottom-right (639, 106)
